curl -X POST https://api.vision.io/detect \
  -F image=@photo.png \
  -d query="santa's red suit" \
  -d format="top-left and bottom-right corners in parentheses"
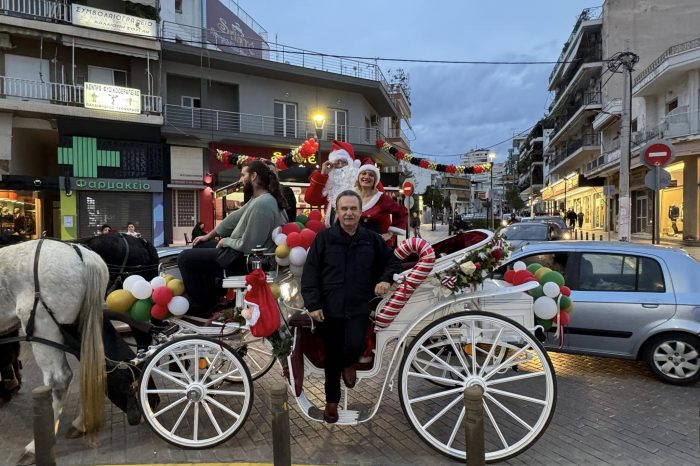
top-left (304, 140), bottom-right (361, 226)
top-left (354, 161), bottom-right (407, 240)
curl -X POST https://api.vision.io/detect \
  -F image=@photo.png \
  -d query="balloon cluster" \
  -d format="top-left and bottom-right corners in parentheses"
top-left (105, 274), bottom-right (189, 321)
top-left (273, 211), bottom-right (325, 277)
top-left (503, 261), bottom-right (574, 331)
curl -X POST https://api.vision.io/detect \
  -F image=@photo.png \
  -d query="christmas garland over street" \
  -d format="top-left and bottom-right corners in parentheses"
top-left (216, 138), bottom-right (319, 170)
top-left (376, 140), bottom-right (492, 174)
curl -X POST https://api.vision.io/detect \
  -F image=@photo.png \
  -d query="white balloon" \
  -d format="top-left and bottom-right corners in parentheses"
top-left (123, 274), bottom-right (145, 292)
top-left (289, 264), bottom-right (304, 277)
top-left (513, 261), bottom-right (527, 272)
top-left (542, 281), bottom-right (560, 298)
top-left (288, 246), bottom-right (308, 267)
top-left (150, 276), bottom-right (167, 289)
top-left (274, 233), bottom-right (287, 246)
top-left (533, 296), bottom-right (558, 320)
top-left (276, 255), bottom-right (290, 266)
top-left (131, 280), bottom-right (153, 300)
top-left (167, 296), bottom-right (189, 316)
top-left (272, 226), bottom-right (282, 239)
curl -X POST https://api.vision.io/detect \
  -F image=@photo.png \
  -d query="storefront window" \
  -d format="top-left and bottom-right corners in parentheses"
top-left (583, 196), bottom-right (591, 227)
top-left (594, 193), bottom-right (605, 229)
top-left (659, 162), bottom-right (684, 238)
top-left (0, 190), bottom-right (39, 240)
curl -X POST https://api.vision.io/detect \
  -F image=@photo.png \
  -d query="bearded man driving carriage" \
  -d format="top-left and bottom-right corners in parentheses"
top-left (301, 190), bottom-right (402, 423)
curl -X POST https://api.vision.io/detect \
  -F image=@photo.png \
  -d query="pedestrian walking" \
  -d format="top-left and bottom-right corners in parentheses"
top-left (410, 211), bottom-right (422, 238)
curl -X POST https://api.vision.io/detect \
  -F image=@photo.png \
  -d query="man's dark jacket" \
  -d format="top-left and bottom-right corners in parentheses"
top-left (301, 222), bottom-right (402, 319)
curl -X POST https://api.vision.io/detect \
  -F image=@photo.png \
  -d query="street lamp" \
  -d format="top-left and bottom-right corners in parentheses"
top-left (313, 113), bottom-right (325, 143)
top-left (487, 150), bottom-right (497, 230)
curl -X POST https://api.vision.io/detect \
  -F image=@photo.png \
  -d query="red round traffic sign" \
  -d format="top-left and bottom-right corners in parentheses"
top-left (641, 139), bottom-right (676, 169)
top-left (401, 181), bottom-right (414, 196)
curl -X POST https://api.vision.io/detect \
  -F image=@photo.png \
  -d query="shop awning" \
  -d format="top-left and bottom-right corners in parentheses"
top-left (63, 38), bottom-right (159, 60)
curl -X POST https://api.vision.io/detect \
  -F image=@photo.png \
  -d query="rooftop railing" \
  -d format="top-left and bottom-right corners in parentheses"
top-left (549, 6), bottom-right (603, 84)
top-left (634, 37), bottom-right (700, 85)
top-left (0, 0), bottom-right (70, 22)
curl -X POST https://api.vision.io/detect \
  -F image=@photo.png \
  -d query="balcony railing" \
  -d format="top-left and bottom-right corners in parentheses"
top-left (162, 22), bottom-right (389, 92)
top-left (0, 0), bottom-right (70, 22)
top-left (164, 104), bottom-right (382, 146)
top-left (549, 6), bottom-right (603, 83)
top-left (548, 133), bottom-right (600, 169)
top-left (549, 91), bottom-right (601, 138)
top-left (632, 107), bottom-right (700, 147)
top-left (635, 37), bottom-right (700, 85)
top-left (0, 76), bottom-right (162, 115)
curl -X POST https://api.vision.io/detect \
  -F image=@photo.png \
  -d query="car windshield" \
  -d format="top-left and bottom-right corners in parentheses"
top-left (501, 223), bottom-right (547, 240)
top-left (522, 217), bottom-right (566, 228)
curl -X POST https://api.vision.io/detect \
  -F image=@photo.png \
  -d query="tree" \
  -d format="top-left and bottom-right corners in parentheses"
top-left (505, 187), bottom-right (526, 212)
top-left (422, 186), bottom-right (444, 212)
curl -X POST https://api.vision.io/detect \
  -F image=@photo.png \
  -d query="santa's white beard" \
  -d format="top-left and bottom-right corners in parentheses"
top-left (322, 165), bottom-right (359, 224)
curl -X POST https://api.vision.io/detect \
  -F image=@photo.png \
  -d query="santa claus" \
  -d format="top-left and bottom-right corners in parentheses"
top-left (354, 159), bottom-right (406, 242)
top-left (304, 140), bottom-right (361, 226)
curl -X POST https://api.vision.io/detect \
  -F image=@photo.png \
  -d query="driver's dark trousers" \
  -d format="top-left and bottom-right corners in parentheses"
top-left (319, 315), bottom-right (369, 403)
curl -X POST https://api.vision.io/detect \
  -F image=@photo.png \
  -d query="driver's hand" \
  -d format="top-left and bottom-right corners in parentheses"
top-left (308, 309), bottom-right (324, 322)
top-left (216, 238), bottom-right (227, 248)
top-left (375, 282), bottom-right (391, 296)
top-left (192, 236), bottom-right (204, 246)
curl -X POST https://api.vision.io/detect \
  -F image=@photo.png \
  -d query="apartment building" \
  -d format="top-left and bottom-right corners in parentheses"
top-left (0, 0), bottom-right (164, 243)
top-left (514, 124), bottom-right (543, 215)
top-left (158, 0), bottom-right (408, 244)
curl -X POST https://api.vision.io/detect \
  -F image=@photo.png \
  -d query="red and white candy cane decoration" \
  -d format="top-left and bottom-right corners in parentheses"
top-left (375, 237), bottom-right (435, 331)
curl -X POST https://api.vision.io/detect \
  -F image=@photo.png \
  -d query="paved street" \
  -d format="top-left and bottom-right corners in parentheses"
top-left (1, 226), bottom-right (699, 466)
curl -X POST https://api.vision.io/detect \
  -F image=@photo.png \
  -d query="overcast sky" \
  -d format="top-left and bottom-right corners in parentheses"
top-left (241, 1), bottom-right (600, 164)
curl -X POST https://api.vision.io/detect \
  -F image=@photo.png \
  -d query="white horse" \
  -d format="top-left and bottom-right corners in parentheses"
top-left (0, 239), bottom-right (108, 465)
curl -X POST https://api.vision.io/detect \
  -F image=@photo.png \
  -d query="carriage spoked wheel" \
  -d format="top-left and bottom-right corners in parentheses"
top-left (399, 311), bottom-right (556, 463)
top-left (139, 336), bottom-right (254, 448)
top-left (222, 329), bottom-right (276, 381)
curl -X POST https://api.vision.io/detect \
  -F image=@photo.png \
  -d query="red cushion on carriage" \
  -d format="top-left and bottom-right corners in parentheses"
top-left (432, 231), bottom-right (489, 257)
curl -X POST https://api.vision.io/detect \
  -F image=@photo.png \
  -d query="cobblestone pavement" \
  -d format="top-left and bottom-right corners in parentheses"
top-left (1, 337), bottom-right (698, 466)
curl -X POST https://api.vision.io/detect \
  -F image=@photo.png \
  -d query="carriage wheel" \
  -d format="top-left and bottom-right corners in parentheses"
top-left (139, 336), bottom-right (254, 449)
top-left (399, 311), bottom-right (556, 463)
top-left (224, 329), bottom-right (276, 381)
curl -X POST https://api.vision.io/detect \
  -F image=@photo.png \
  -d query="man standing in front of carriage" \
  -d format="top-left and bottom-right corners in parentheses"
top-left (301, 190), bottom-right (402, 424)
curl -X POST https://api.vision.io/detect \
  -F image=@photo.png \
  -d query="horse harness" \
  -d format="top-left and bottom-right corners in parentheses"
top-left (0, 238), bottom-right (83, 357)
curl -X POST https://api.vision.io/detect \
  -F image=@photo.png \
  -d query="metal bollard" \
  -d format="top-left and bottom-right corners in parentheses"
top-left (574, 230), bottom-right (578, 240)
top-left (271, 384), bottom-right (291, 466)
top-left (33, 386), bottom-right (56, 466)
top-left (599, 234), bottom-right (603, 241)
top-left (585, 232), bottom-right (589, 240)
top-left (464, 385), bottom-right (485, 466)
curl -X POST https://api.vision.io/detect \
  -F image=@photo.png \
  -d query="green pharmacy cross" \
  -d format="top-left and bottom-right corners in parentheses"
top-left (58, 136), bottom-right (120, 178)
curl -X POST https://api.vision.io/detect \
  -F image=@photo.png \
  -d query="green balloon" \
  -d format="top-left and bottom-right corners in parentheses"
top-left (295, 214), bottom-right (308, 225)
top-left (536, 318), bottom-right (553, 331)
top-left (528, 285), bottom-right (544, 299)
top-left (559, 295), bottom-right (572, 310)
top-left (526, 263), bottom-right (542, 274)
top-left (539, 270), bottom-right (565, 286)
top-left (129, 298), bottom-right (152, 322)
top-left (295, 222), bottom-right (305, 230)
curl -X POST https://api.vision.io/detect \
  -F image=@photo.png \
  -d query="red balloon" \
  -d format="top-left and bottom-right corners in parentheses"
top-left (553, 311), bottom-right (570, 326)
top-left (559, 285), bottom-right (571, 297)
top-left (504, 269), bottom-right (515, 283)
top-left (286, 231), bottom-right (302, 248)
top-left (281, 222), bottom-right (302, 235)
top-left (513, 270), bottom-right (534, 285)
top-left (305, 219), bottom-right (326, 233)
top-left (300, 229), bottom-right (316, 249)
top-left (308, 210), bottom-right (322, 222)
top-left (152, 286), bottom-right (174, 306)
top-left (151, 303), bottom-right (168, 320)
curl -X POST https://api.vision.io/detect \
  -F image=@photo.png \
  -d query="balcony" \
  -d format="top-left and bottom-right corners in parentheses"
top-left (162, 22), bottom-right (389, 92)
top-left (0, 75), bottom-right (162, 115)
top-left (0, 0), bottom-right (71, 22)
top-left (632, 106), bottom-right (700, 147)
top-left (549, 7), bottom-right (603, 86)
top-left (547, 133), bottom-right (600, 172)
top-left (634, 37), bottom-right (700, 88)
top-left (164, 104), bottom-right (382, 147)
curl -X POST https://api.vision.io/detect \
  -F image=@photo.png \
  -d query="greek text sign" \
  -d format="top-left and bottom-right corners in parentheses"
top-left (70, 177), bottom-right (163, 192)
top-left (71, 5), bottom-right (157, 37)
top-left (84, 82), bottom-right (141, 114)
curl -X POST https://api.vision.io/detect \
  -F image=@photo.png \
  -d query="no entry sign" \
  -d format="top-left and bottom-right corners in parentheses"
top-left (402, 181), bottom-right (414, 196)
top-left (640, 139), bottom-right (676, 169)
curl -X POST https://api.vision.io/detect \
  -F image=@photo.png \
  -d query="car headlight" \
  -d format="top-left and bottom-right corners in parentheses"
top-left (501, 220), bottom-right (508, 227)
top-left (563, 232), bottom-right (571, 240)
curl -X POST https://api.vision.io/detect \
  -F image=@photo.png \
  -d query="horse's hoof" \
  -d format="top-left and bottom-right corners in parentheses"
top-left (66, 426), bottom-right (86, 439)
top-left (16, 451), bottom-right (35, 466)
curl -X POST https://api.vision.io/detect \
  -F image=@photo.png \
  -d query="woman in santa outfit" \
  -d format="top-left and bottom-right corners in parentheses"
top-left (354, 159), bottom-right (407, 244)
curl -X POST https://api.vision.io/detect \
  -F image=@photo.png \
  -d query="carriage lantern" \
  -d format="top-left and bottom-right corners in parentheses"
top-left (246, 246), bottom-right (268, 271)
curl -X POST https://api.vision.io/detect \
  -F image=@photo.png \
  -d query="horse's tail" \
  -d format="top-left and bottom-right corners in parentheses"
top-left (78, 246), bottom-right (108, 434)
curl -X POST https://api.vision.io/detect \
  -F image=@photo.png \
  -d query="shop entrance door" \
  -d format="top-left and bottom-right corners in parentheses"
top-left (635, 196), bottom-right (648, 233)
top-left (78, 191), bottom-right (153, 241)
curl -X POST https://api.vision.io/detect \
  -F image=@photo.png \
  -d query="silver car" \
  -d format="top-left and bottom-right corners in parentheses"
top-left (496, 242), bottom-right (700, 385)
top-left (500, 222), bottom-right (564, 250)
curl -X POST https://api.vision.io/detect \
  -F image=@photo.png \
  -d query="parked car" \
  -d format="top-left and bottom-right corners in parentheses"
top-left (521, 216), bottom-right (571, 239)
top-left (500, 213), bottom-right (521, 227)
top-left (499, 222), bottom-right (564, 250)
top-left (495, 242), bottom-right (700, 384)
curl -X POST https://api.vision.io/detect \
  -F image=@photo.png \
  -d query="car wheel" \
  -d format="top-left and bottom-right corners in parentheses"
top-left (644, 333), bottom-right (700, 385)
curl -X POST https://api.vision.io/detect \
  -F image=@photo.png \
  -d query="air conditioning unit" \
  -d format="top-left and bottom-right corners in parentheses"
top-left (370, 115), bottom-right (379, 125)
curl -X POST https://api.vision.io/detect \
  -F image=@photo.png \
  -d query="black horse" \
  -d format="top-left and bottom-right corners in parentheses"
top-left (76, 233), bottom-right (160, 292)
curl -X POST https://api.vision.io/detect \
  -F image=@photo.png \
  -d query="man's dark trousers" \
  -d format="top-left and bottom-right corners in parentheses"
top-left (320, 315), bottom-right (369, 403)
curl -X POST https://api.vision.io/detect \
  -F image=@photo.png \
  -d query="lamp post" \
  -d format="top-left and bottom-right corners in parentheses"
top-left (487, 151), bottom-right (497, 230)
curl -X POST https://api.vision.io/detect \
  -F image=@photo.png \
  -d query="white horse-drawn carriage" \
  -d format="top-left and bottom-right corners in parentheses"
top-left (132, 229), bottom-right (556, 462)
top-left (0, 230), bottom-right (556, 464)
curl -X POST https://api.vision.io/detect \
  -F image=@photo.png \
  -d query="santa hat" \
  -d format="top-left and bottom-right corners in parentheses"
top-left (356, 158), bottom-right (381, 189)
top-left (328, 140), bottom-right (360, 167)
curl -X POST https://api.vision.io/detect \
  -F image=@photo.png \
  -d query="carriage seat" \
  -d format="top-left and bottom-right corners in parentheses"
top-left (398, 230), bottom-right (491, 272)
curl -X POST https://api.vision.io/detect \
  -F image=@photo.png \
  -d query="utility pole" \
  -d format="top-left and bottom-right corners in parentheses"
top-left (613, 51), bottom-right (640, 242)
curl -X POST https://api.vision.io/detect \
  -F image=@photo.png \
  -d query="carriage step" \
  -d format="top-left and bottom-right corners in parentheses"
top-left (295, 391), bottom-right (360, 425)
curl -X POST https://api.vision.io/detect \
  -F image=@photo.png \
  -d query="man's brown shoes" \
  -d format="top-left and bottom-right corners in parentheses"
top-left (323, 402), bottom-right (339, 423)
top-left (342, 366), bottom-right (357, 388)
